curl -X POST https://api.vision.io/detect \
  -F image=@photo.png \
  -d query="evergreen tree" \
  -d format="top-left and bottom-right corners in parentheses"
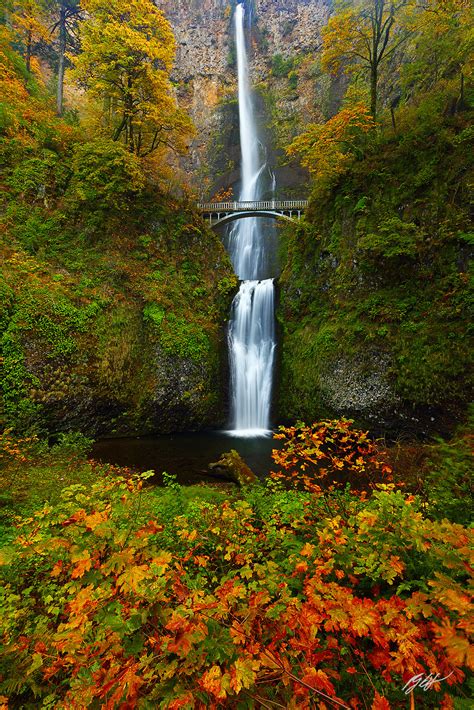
top-left (49, 0), bottom-right (82, 115)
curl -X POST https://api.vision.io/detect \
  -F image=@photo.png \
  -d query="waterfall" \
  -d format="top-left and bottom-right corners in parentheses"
top-left (229, 280), bottom-right (275, 434)
top-left (227, 3), bottom-right (276, 436)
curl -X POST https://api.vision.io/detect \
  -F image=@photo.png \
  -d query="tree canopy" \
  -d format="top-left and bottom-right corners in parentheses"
top-left (9, 0), bottom-right (49, 73)
top-left (287, 104), bottom-right (375, 195)
top-left (71, 0), bottom-right (193, 157)
top-left (321, 0), bottom-right (472, 121)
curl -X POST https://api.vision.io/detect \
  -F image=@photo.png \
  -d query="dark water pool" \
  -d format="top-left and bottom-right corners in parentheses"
top-left (90, 430), bottom-right (281, 485)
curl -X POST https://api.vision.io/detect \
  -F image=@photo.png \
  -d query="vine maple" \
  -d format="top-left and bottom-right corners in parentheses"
top-left (270, 418), bottom-right (392, 494)
top-left (0, 446), bottom-right (471, 707)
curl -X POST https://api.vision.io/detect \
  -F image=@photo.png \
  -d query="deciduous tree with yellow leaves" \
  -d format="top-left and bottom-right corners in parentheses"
top-left (9, 0), bottom-right (49, 73)
top-left (71, 0), bottom-right (193, 157)
top-left (401, 0), bottom-right (473, 103)
top-left (322, 0), bottom-right (413, 122)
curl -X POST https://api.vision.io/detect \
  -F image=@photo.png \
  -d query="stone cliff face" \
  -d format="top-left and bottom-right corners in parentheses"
top-left (156, 1), bottom-right (234, 193)
top-left (157, 0), bottom-right (332, 197)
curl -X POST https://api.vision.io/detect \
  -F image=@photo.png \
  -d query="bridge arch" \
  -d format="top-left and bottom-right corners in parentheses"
top-left (211, 210), bottom-right (294, 228)
top-left (197, 200), bottom-right (308, 228)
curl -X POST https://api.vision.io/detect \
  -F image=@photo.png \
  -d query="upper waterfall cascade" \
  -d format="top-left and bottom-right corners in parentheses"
top-left (227, 3), bottom-right (277, 436)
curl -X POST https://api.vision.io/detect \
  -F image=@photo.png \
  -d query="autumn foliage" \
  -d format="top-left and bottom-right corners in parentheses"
top-left (0, 28), bottom-right (73, 150)
top-left (271, 419), bottom-right (392, 494)
top-left (0, 423), bottom-right (472, 708)
top-left (71, 0), bottom-right (193, 157)
top-left (287, 105), bottom-right (375, 195)
top-left (0, 430), bottom-right (40, 467)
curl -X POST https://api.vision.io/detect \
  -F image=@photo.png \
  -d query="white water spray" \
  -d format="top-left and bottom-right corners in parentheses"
top-left (227, 3), bottom-right (276, 435)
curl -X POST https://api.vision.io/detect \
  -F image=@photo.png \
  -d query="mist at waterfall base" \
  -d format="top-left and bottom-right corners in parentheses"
top-left (225, 2), bottom-right (277, 438)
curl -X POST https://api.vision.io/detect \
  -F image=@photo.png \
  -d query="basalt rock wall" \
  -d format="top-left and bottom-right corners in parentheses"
top-left (157, 0), bottom-right (333, 198)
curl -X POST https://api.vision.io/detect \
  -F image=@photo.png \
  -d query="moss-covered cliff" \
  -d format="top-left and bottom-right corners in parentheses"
top-left (278, 105), bottom-right (473, 433)
top-left (1, 205), bottom-right (236, 436)
top-left (0, 47), bottom-right (237, 437)
top-left (0, 171), bottom-right (238, 437)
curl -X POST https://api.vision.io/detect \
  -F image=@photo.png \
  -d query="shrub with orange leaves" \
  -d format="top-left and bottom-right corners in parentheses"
top-left (0, 458), bottom-right (472, 708)
top-left (0, 430), bottom-right (40, 467)
top-left (0, 29), bottom-right (73, 151)
top-left (210, 187), bottom-right (234, 203)
top-left (270, 419), bottom-right (392, 494)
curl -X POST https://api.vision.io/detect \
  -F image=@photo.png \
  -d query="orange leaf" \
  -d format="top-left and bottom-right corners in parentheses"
top-left (350, 603), bottom-right (378, 635)
top-left (70, 549), bottom-right (91, 579)
top-left (372, 692), bottom-right (390, 709)
top-left (84, 509), bottom-right (109, 531)
top-left (51, 560), bottom-right (63, 577)
top-left (167, 693), bottom-right (195, 710)
top-left (301, 668), bottom-right (336, 695)
top-left (61, 509), bottom-right (86, 527)
top-left (389, 555), bottom-right (405, 576)
top-left (201, 665), bottom-right (227, 700)
top-left (193, 555), bottom-right (209, 567)
top-left (295, 561), bottom-right (309, 574)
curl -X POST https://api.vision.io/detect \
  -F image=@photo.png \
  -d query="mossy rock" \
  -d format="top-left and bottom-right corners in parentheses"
top-left (208, 450), bottom-right (258, 486)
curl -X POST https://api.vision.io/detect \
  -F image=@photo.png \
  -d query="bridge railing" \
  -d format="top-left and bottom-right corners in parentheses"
top-left (197, 200), bottom-right (308, 212)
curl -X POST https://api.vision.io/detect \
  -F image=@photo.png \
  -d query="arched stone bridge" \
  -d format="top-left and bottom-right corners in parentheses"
top-left (197, 200), bottom-right (308, 227)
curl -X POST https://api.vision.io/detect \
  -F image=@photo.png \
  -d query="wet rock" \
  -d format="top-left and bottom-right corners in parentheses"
top-left (155, 0), bottom-right (333, 192)
top-left (321, 353), bottom-right (401, 417)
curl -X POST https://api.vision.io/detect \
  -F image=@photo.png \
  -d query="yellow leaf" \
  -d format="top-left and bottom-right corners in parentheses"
top-left (0, 548), bottom-right (14, 566)
top-left (151, 551), bottom-right (173, 575)
top-left (84, 509), bottom-right (109, 531)
top-left (117, 564), bottom-right (149, 592)
top-left (201, 665), bottom-right (227, 700)
top-left (70, 549), bottom-right (91, 579)
top-left (300, 542), bottom-right (315, 557)
top-left (350, 603), bottom-right (378, 635)
top-left (230, 657), bottom-right (259, 693)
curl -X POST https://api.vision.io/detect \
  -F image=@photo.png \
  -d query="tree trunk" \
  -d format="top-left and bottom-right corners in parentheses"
top-left (113, 114), bottom-right (127, 142)
top-left (127, 77), bottom-right (134, 153)
top-left (390, 106), bottom-right (396, 131)
top-left (26, 30), bottom-right (32, 72)
top-left (56, 4), bottom-right (67, 116)
top-left (370, 65), bottom-right (378, 123)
